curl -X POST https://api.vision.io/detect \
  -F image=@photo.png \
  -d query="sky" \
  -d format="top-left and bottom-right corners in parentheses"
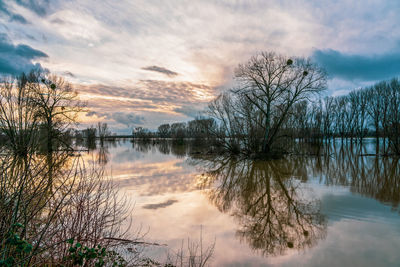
top-left (1, 0), bottom-right (400, 133)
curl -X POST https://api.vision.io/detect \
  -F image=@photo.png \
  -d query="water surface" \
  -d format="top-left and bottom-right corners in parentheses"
top-left (86, 139), bottom-right (400, 266)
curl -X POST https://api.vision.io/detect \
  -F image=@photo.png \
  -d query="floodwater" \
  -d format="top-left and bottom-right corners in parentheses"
top-left (86, 139), bottom-right (400, 266)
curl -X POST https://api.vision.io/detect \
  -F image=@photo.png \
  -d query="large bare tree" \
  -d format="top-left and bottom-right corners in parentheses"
top-left (235, 52), bottom-right (327, 153)
top-left (209, 52), bottom-right (327, 155)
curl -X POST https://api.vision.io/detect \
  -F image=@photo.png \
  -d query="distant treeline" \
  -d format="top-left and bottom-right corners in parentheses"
top-left (132, 117), bottom-right (215, 142)
top-left (127, 77), bottom-right (400, 156)
top-left (78, 51), bottom-right (400, 157)
top-left (146, 53), bottom-right (400, 156)
top-left (284, 77), bottom-right (400, 150)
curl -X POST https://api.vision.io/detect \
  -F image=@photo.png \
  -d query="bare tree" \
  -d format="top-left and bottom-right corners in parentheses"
top-left (0, 74), bottom-right (40, 157)
top-left (208, 52), bottom-right (327, 155)
top-left (157, 123), bottom-right (171, 138)
top-left (322, 96), bottom-right (335, 141)
top-left (97, 122), bottom-right (110, 145)
top-left (28, 71), bottom-right (85, 153)
top-left (387, 78), bottom-right (400, 154)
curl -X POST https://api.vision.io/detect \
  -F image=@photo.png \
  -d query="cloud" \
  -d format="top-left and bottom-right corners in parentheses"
top-left (50, 18), bottom-right (65, 24)
top-left (63, 71), bottom-right (75, 77)
top-left (85, 111), bottom-right (97, 117)
top-left (173, 105), bottom-right (205, 118)
top-left (0, 0), bottom-right (10, 15)
top-left (76, 80), bottom-right (216, 130)
top-left (0, 0), bottom-right (29, 24)
top-left (137, 80), bottom-right (215, 103)
top-left (10, 14), bottom-right (29, 24)
top-left (79, 80), bottom-right (215, 106)
top-left (5, 0), bottom-right (400, 127)
top-left (312, 48), bottom-right (400, 81)
top-left (142, 65), bottom-right (179, 77)
top-left (110, 112), bottom-right (145, 126)
top-left (88, 111), bottom-right (145, 126)
top-left (0, 33), bottom-right (48, 75)
top-left (142, 199), bottom-right (178, 210)
top-left (15, 0), bottom-right (49, 17)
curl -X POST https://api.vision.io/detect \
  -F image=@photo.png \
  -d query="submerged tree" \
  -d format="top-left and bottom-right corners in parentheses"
top-left (209, 52), bottom-right (327, 155)
top-left (386, 78), bottom-right (400, 154)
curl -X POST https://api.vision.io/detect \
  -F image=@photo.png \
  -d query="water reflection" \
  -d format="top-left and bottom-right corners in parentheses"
top-left (309, 144), bottom-right (400, 209)
top-left (194, 157), bottom-right (327, 256)
top-left (77, 140), bottom-right (400, 265)
top-left (185, 141), bottom-right (400, 259)
top-left (106, 140), bottom-right (400, 208)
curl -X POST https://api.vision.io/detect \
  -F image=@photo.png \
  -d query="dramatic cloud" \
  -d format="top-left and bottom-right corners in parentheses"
top-left (313, 49), bottom-right (400, 81)
top-left (76, 80), bottom-right (214, 132)
top-left (0, 33), bottom-right (48, 75)
top-left (78, 80), bottom-right (214, 112)
top-left (2, 0), bottom-right (400, 128)
top-left (142, 65), bottom-right (178, 77)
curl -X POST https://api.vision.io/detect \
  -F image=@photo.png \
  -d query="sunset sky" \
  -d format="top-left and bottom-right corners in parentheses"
top-left (1, 0), bottom-right (400, 133)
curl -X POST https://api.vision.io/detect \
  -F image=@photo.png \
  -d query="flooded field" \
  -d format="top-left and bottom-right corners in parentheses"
top-left (85, 139), bottom-right (400, 266)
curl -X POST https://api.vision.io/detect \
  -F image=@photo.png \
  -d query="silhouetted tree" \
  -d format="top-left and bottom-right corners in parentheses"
top-left (208, 52), bottom-right (327, 155)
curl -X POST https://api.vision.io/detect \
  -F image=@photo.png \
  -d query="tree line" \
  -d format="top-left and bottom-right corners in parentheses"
top-left (207, 74), bottom-right (400, 156)
top-left (145, 52), bottom-right (400, 156)
top-left (287, 78), bottom-right (400, 153)
top-left (132, 117), bottom-right (216, 144)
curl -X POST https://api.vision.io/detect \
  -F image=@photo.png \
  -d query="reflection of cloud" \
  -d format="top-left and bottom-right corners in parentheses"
top-left (142, 199), bottom-right (178, 209)
top-left (0, 33), bottom-right (48, 75)
top-left (142, 65), bottom-right (178, 77)
top-left (105, 150), bottom-right (198, 195)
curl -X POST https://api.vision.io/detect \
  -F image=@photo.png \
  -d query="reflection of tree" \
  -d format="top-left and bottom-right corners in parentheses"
top-left (170, 143), bottom-right (187, 158)
top-left (96, 142), bottom-right (109, 166)
top-left (156, 140), bottom-right (171, 155)
top-left (155, 139), bottom-right (206, 157)
top-left (314, 143), bottom-right (400, 209)
top-left (196, 157), bottom-right (326, 256)
top-left (131, 139), bottom-right (152, 153)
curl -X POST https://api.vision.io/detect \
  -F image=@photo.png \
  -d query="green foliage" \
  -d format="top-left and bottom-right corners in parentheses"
top-left (63, 238), bottom-right (126, 267)
top-left (0, 223), bottom-right (33, 267)
top-left (1, 229), bottom-right (127, 267)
